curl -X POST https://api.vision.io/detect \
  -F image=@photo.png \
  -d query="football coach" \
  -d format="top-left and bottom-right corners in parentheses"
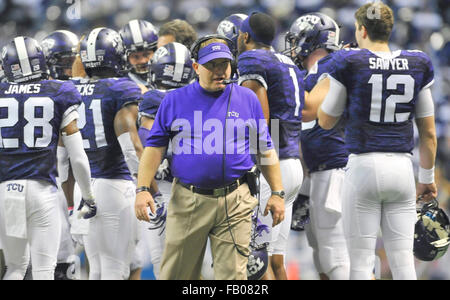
top-left (135, 36), bottom-right (285, 279)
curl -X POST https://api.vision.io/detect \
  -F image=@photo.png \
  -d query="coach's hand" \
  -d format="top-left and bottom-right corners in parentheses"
top-left (264, 195), bottom-right (285, 227)
top-left (135, 191), bottom-right (156, 222)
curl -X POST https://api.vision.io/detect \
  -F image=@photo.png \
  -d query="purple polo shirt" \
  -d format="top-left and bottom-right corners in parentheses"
top-left (146, 81), bottom-right (273, 188)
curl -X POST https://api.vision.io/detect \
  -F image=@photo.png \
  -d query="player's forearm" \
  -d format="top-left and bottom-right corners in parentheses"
top-left (137, 146), bottom-right (166, 188)
top-left (257, 149), bottom-right (283, 192)
top-left (62, 131), bottom-right (94, 201)
top-left (416, 116), bottom-right (437, 170)
top-left (118, 132), bottom-right (140, 177)
top-left (318, 107), bottom-right (339, 130)
top-left (61, 167), bottom-right (75, 208)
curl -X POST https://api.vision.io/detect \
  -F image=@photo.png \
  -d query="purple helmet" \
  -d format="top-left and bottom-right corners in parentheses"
top-left (120, 19), bottom-right (158, 75)
top-left (1, 36), bottom-right (48, 83)
top-left (285, 13), bottom-right (341, 66)
top-left (149, 42), bottom-right (194, 89)
top-left (41, 30), bottom-right (79, 80)
top-left (216, 14), bottom-right (247, 54)
top-left (80, 27), bottom-right (125, 76)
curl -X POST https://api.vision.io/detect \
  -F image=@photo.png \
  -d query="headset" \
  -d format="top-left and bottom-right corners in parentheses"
top-left (190, 34), bottom-right (238, 81)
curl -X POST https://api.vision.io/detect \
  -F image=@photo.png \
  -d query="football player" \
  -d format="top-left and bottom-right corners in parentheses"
top-left (74, 27), bottom-right (143, 279)
top-left (216, 14), bottom-right (247, 56)
top-left (136, 42), bottom-right (194, 278)
top-left (285, 13), bottom-right (350, 280)
top-left (237, 12), bottom-right (304, 280)
top-left (120, 19), bottom-right (158, 89)
top-left (0, 36), bottom-right (95, 280)
top-left (41, 29), bottom-right (81, 280)
top-left (309, 2), bottom-right (437, 280)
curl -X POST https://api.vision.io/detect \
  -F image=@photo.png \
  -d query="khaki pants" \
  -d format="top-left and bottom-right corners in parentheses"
top-left (159, 180), bottom-right (258, 280)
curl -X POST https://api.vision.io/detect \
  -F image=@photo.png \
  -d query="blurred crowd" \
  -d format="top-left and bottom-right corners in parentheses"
top-left (0, 0), bottom-right (448, 279)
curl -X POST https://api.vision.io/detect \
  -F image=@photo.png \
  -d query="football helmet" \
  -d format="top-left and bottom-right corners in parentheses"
top-left (80, 27), bottom-right (124, 76)
top-left (247, 242), bottom-right (269, 280)
top-left (246, 211), bottom-right (269, 280)
top-left (285, 12), bottom-right (341, 67)
top-left (41, 30), bottom-right (79, 80)
top-left (120, 19), bottom-right (158, 75)
top-left (1, 36), bottom-right (48, 83)
top-left (291, 193), bottom-right (310, 231)
top-left (216, 14), bottom-right (248, 55)
top-left (149, 42), bottom-right (194, 89)
top-left (414, 198), bottom-right (450, 261)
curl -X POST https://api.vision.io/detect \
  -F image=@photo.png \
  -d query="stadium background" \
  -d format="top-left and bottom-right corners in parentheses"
top-left (0, 0), bottom-right (448, 279)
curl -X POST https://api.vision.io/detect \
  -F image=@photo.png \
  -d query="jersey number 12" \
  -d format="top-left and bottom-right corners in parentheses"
top-left (368, 74), bottom-right (414, 123)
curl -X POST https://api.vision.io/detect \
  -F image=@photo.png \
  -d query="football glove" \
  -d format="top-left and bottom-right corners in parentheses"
top-left (77, 198), bottom-right (97, 219)
top-left (148, 192), bottom-right (167, 236)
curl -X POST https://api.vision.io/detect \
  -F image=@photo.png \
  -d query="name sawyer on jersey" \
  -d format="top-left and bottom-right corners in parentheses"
top-left (368, 56), bottom-right (409, 70)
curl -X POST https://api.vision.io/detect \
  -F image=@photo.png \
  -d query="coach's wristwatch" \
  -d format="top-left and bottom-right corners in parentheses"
top-left (271, 190), bottom-right (285, 199)
top-left (136, 186), bottom-right (151, 194)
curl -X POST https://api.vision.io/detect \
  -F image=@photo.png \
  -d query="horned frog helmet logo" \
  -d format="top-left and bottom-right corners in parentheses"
top-left (152, 46), bottom-right (169, 63)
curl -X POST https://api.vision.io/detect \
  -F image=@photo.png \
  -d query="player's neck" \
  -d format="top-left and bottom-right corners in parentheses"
top-left (363, 40), bottom-right (390, 52)
top-left (305, 49), bottom-right (329, 71)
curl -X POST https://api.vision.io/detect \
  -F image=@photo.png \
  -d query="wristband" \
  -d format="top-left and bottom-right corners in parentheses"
top-left (136, 186), bottom-right (151, 194)
top-left (418, 166), bottom-right (434, 184)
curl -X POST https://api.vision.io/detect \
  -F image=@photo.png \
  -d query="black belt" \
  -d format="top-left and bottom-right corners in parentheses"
top-left (177, 175), bottom-right (247, 197)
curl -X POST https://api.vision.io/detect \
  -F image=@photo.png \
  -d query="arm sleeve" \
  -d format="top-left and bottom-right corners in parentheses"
top-left (320, 76), bottom-right (348, 117)
top-left (62, 131), bottom-right (94, 201)
top-left (57, 146), bottom-right (70, 183)
top-left (117, 132), bottom-right (139, 176)
top-left (415, 87), bottom-right (435, 119)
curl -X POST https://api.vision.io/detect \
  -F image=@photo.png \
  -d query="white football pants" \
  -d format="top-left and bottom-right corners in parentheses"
top-left (305, 168), bottom-right (350, 280)
top-left (83, 178), bottom-right (136, 280)
top-left (343, 153), bottom-right (417, 280)
top-left (259, 158), bottom-right (303, 256)
top-left (0, 180), bottom-right (61, 280)
top-left (138, 179), bottom-right (171, 279)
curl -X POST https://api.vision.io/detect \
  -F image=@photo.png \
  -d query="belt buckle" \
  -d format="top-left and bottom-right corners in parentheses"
top-left (213, 187), bottom-right (227, 197)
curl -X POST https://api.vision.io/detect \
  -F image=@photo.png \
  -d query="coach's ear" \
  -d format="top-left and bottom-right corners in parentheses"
top-left (192, 61), bottom-right (200, 76)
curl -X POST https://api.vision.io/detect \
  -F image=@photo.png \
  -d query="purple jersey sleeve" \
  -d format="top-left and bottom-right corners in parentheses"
top-left (145, 92), bottom-right (173, 148)
top-left (109, 77), bottom-right (142, 110)
top-left (54, 80), bottom-right (82, 120)
top-left (139, 89), bottom-right (166, 119)
top-left (238, 52), bottom-right (269, 89)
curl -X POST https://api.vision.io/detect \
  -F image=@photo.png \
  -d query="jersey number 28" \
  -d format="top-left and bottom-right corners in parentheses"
top-left (0, 97), bottom-right (54, 148)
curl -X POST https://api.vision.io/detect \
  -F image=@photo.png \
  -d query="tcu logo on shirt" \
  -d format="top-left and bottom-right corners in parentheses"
top-left (7, 183), bottom-right (24, 192)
